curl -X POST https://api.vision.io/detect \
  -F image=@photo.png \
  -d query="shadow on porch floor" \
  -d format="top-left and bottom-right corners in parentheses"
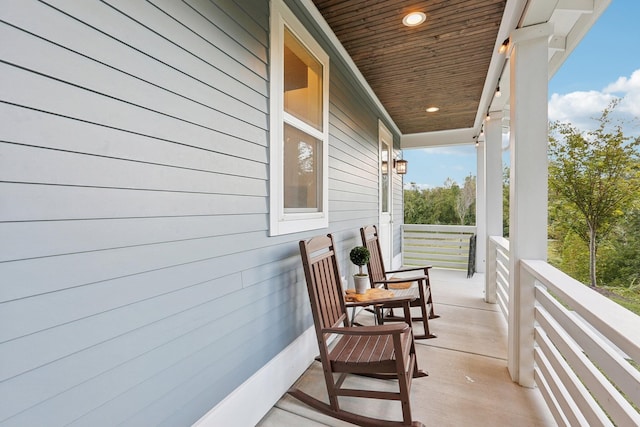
top-left (257, 269), bottom-right (555, 426)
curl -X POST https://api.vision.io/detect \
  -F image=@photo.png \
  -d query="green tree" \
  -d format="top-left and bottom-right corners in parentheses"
top-left (404, 183), bottom-right (433, 224)
top-left (599, 208), bottom-right (640, 287)
top-left (432, 182), bottom-right (459, 224)
top-left (456, 174), bottom-right (476, 225)
top-left (404, 177), bottom-right (476, 225)
top-left (548, 100), bottom-right (640, 287)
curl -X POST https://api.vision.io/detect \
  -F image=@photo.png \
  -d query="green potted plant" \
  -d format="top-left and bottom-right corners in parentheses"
top-left (350, 246), bottom-right (371, 294)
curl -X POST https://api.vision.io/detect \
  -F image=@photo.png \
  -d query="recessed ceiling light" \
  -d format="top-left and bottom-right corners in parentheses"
top-left (426, 107), bottom-right (439, 113)
top-left (403, 12), bottom-right (426, 27)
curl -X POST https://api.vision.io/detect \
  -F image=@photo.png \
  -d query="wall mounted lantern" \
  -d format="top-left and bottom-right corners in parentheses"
top-left (394, 159), bottom-right (408, 175)
top-left (381, 160), bottom-right (389, 175)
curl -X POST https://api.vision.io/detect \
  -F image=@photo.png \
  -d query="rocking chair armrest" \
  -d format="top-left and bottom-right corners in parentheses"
top-left (373, 275), bottom-right (425, 285)
top-left (323, 323), bottom-right (409, 336)
top-left (385, 265), bottom-right (432, 275)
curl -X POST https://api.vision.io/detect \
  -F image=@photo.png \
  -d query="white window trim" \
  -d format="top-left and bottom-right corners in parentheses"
top-left (269, 0), bottom-right (330, 236)
top-left (378, 120), bottom-right (394, 214)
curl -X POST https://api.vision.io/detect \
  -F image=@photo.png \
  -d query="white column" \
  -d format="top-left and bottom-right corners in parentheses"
top-left (476, 136), bottom-right (486, 274)
top-left (507, 23), bottom-right (551, 387)
top-left (484, 110), bottom-right (503, 302)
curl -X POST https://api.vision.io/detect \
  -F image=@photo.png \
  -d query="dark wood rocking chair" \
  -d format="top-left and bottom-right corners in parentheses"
top-left (289, 233), bottom-right (427, 427)
top-left (360, 225), bottom-right (439, 340)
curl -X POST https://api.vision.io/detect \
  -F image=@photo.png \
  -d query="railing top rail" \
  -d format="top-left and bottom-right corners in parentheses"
top-left (522, 259), bottom-right (640, 362)
top-left (489, 236), bottom-right (509, 251)
top-left (403, 224), bottom-right (477, 234)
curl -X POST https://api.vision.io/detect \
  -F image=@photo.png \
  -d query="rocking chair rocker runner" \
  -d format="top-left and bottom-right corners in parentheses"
top-left (290, 234), bottom-right (427, 427)
top-left (360, 225), bottom-right (439, 339)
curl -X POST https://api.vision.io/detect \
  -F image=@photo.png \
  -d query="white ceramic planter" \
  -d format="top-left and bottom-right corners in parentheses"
top-left (353, 275), bottom-right (369, 294)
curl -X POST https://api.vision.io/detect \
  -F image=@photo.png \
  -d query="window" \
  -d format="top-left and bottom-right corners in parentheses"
top-left (270, 0), bottom-right (329, 236)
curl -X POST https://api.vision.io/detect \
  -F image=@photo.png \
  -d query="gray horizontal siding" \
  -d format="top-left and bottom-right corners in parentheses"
top-left (0, 0), bottom-right (401, 425)
top-left (0, 214), bottom-right (267, 262)
top-left (0, 103), bottom-right (267, 173)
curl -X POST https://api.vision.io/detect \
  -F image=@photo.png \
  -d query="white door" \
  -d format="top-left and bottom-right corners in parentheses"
top-left (378, 121), bottom-right (393, 268)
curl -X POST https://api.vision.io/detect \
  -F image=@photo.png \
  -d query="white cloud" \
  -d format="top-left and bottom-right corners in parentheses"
top-left (604, 69), bottom-right (640, 93)
top-left (549, 69), bottom-right (640, 135)
top-left (548, 91), bottom-right (616, 127)
top-left (603, 69), bottom-right (640, 117)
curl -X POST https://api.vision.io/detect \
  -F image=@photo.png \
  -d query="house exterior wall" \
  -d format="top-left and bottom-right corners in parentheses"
top-left (0, 0), bottom-right (402, 425)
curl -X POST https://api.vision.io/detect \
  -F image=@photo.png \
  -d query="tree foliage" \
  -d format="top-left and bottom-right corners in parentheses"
top-left (405, 170), bottom-right (510, 234)
top-left (548, 100), bottom-right (640, 287)
top-left (456, 175), bottom-right (476, 225)
top-left (404, 179), bottom-right (475, 225)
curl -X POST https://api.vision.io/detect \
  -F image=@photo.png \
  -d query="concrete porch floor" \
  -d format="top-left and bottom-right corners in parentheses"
top-left (257, 269), bottom-right (555, 426)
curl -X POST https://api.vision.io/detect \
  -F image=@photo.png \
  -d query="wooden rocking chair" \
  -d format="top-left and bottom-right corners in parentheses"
top-left (289, 234), bottom-right (427, 427)
top-left (360, 225), bottom-right (439, 339)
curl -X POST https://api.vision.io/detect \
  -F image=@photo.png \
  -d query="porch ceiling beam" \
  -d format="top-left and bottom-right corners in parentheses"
top-left (549, 35), bottom-right (567, 52)
top-left (472, 0), bottom-right (528, 140)
top-left (510, 22), bottom-right (555, 46)
top-left (401, 128), bottom-right (476, 149)
top-left (547, 0), bottom-right (611, 78)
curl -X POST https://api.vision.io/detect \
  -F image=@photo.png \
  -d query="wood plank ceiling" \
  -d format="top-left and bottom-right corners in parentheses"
top-left (312, 0), bottom-right (507, 135)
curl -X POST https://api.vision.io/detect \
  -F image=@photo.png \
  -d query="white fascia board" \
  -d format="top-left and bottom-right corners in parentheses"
top-left (472, 0), bottom-right (528, 136)
top-left (556, 0), bottom-right (594, 13)
top-left (401, 128), bottom-right (476, 149)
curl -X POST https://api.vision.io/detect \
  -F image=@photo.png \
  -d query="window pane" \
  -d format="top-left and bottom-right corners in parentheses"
top-left (381, 146), bottom-right (389, 213)
top-left (284, 28), bottom-right (323, 131)
top-left (284, 123), bottom-right (322, 211)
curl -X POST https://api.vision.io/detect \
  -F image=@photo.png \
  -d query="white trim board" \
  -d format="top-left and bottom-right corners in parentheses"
top-left (392, 253), bottom-right (403, 270)
top-left (192, 326), bottom-right (317, 427)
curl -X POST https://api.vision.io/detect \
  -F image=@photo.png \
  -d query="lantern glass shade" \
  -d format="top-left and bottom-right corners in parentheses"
top-left (395, 159), bottom-right (408, 175)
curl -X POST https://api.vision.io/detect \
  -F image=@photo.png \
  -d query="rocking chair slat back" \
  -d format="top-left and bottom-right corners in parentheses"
top-left (300, 235), bottom-right (348, 331)
top-left (364, 232), bottom-right (386, 285)
top-left (360, 225), bottom-right (439, 339)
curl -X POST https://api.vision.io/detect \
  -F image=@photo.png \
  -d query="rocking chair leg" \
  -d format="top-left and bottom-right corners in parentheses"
top-left (384, 303), bottom-right (436, 340)
top-left (427, 294), bottom-right (440, 319)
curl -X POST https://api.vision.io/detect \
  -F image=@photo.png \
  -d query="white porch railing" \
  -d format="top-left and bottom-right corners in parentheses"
top-left (486, 236), bottom-right (510, 316)
top-left (485, 237), bottom-right (640, 426)
top-left (402, 224), bottom-right (476, 270)
top-left (522, 261), bottom-right (640, 426)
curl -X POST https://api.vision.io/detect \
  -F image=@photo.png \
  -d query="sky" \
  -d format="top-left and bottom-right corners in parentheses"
top-left (403, 0), bottom-right (640, 189)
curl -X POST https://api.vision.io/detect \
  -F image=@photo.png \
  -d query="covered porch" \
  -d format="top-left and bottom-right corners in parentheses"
top-left (258, 269), bottom-right (554, 426)
top-left (252, 224), bottom-right (640, 426)
top-left (3, 0), bottom-right (638, 426)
